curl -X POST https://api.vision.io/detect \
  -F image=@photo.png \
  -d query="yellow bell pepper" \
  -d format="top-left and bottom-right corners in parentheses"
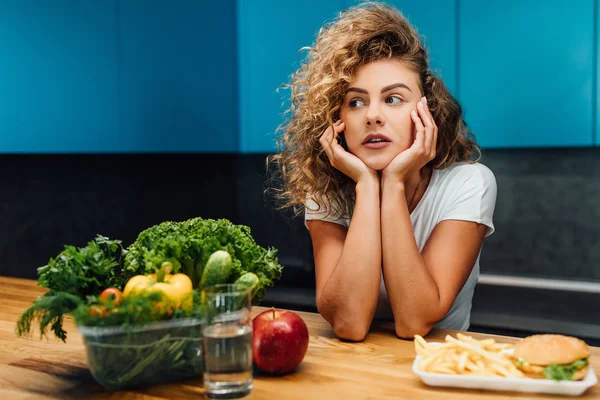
top-left (123, 262), bottom-right (193, 311)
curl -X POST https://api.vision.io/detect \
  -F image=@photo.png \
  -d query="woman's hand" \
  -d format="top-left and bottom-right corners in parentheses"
top-left (382, 97), bottom-right (437, 182)
top-left (320, 120), bottom-right (378, 184)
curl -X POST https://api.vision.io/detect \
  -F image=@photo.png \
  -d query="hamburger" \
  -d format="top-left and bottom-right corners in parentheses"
top-left (513, 334), bottom-right (590, 381)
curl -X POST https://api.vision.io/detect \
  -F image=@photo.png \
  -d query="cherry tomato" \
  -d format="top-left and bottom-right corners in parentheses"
top-left (90, 305), bottom-right (108, 317)
top-left (99, 288), bottom-right (122, 306)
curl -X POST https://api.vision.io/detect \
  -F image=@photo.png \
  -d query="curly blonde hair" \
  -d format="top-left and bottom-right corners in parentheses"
top-left (268, 1), bottom-right (480, 218)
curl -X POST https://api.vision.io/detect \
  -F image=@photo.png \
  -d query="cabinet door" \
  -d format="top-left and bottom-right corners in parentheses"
top-left (0, 1), bottom-right (119, 152)
top-left (460, 0), bottom-right (595, 148)
top-left (385, 0), bottom-right (457, 95)
top-left (119, 0), bottom-right (238, 152)
top-left (238, 0), bottom-right (345, 153)
top-left (597, 0), bottom-right (600, 146)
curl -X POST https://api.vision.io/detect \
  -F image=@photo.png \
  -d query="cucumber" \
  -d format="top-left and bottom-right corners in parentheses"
top-left (200, 250), bottom-right (232, 288)
top-left (234, 272), bottom-right (259, 295)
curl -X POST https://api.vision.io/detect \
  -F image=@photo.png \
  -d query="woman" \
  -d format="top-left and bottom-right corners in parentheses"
top-left (270, 2), bottom-right (497, 341)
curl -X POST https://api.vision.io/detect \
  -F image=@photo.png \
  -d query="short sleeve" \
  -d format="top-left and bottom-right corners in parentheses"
top-left (439, 164), bottom-right (498, 237)
top-left (304, 198), bottom-right (350, 230)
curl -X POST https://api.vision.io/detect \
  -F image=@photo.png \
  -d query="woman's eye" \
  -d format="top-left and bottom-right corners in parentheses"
top-left (349, 99), bottom-right (365, 108)
top-left (385, 96), bottom-right (402, 105)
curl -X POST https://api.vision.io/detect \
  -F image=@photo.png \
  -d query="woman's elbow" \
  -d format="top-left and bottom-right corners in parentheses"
top-left (332, 320), bottom-right (369, 342)
top-left (316, 296), bottom-right (371, 341)
top-left (394, 322), bottom-right (434, 340)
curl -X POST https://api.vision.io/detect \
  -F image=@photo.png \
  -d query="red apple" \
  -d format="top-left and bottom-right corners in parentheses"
top-left (252, 309), bottom-right (309, 375)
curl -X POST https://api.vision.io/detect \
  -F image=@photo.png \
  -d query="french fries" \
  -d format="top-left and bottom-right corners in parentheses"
top-left (414, 333), bottom-right (524, 378)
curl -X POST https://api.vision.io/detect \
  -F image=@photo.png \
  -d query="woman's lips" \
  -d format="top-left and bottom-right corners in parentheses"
top-left (363, 142), bottom-right (391, 149)
top-left (362, 133), bottom-right (392, 149)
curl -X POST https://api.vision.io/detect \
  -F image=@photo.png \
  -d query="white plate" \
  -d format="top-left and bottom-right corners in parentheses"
top-left (413, 343), bottom-right (598, 396)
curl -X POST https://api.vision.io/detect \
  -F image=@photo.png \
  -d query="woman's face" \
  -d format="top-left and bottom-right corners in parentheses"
top-left (339, 59), bottom-right (423, 171)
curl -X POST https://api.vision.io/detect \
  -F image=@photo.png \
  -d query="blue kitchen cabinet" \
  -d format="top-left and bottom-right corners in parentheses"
top-left (0, 1), bottom-right (119, 152)
top-left (238, 0), bottom-right (345, 153)
top-left (459, 0), bottom-right (595, 148)
top-left (0, 1), bottom-right (238, 153)
top-left (385, 0), bottom-right (457, 95)
top-left (119, 0), bottom-right (238, 152)
top-left (597, 0), bottom-right (600, 146)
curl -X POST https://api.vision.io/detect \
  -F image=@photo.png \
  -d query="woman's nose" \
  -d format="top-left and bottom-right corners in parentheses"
top-left (365, 104), bottom-right (384, 126)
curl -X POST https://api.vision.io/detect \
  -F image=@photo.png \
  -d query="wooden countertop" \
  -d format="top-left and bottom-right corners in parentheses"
top-left (1, 276), bottom-right (598, 399)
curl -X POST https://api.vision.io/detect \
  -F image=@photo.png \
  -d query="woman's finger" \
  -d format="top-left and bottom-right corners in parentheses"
top-left (432, 123), bottom-right (438, 160)
top-left (422, 98), bottom-right (438, 159)
top-left (418, 98), bottom-right (434, 127)
top-left (322, 121), bottom-right (344, 142)
top-left (417, 100), bottom-right (433, 155)
top-left (330, 122), bottom-right (347, 161)
top-left (319, 126), bottom-right (331, 146)
top-left (319, 126), bottom-right (335, 160)
top-left (411, 109), bottom-right (425, 151)
top-left (320, 122), bottom-right (346, 165)
top-left (334, 121), bottom-right (345, 145)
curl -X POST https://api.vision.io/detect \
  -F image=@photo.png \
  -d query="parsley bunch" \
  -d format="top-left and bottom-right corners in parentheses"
top-left (17, 235), bottom-right (128, 341)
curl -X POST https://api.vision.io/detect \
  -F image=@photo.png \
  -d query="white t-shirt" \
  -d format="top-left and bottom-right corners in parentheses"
top-left (304, 162), bottom-right (497, 331)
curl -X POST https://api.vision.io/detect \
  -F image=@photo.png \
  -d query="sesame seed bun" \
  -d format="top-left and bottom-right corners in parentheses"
top-left (514, 334), bottom-right (590, 366)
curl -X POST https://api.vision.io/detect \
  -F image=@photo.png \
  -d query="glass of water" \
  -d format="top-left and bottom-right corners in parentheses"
top-left (201, 284), bottom-right (253, 399)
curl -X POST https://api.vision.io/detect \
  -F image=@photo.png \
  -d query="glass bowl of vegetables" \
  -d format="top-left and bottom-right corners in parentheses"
top-left (74, 268), bottom-right (205, 390)
top-left (78, 316), bottom-right (205, 390)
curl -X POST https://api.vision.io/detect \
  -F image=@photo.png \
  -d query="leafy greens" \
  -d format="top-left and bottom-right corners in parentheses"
top-left (543, 358), bottom-right (588, 381)
top-left (124, 217), bottom-right (283, 303)
top-left (17, 218), bottom-right (283, 342)
top-left (17, 235), bottom-right (127, 341)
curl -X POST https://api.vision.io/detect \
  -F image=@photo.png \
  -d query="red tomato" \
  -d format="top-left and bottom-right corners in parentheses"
top-left (90, 305), bottom-right (107, 317)
top-left (99, 288), bottom-right (122, 306)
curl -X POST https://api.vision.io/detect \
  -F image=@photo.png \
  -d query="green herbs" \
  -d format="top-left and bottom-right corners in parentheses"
top-left (16, 292), bottom-right (83, 341)
top-left (37, 235), bottom-right (127, 295)
top-left (124, 218), bottom-right (283, 303)
top-left (543, 358), bottom-right (588, 381)
top-left (17, 235), bottom-right (129, 341)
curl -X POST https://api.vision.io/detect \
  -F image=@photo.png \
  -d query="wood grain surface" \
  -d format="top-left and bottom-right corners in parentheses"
top-left (1, 276), bottom-right (598, 399)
